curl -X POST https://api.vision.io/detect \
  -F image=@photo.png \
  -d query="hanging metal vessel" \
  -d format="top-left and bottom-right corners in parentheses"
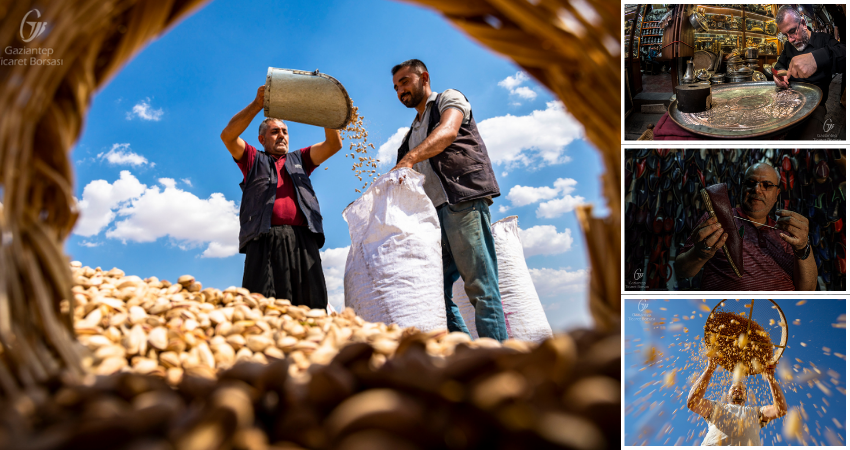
top-left (264, 68), bottom-right (353, 129)
top-left (689, 9), bottom-right (710, 32)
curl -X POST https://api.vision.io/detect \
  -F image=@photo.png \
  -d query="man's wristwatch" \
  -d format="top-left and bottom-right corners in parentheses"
top-left (794, 238), bottom-right (811, 260)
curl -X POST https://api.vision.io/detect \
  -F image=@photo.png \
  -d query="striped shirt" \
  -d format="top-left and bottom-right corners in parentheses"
top-left (679, 208), bottom-right (797, 291)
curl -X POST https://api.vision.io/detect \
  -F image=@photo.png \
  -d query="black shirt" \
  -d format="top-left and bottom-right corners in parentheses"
top-left (775, 30), bottom-right (846, 106)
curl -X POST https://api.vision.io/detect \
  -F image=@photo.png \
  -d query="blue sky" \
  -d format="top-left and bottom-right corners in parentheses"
top-left (64, 0), bottom-right (605, 332)
top-left (624, 299), bottom-right (846, 446)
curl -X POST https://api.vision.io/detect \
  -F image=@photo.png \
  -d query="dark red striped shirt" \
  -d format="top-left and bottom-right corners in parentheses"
top-left (679, 208), bottom-right (797, 290)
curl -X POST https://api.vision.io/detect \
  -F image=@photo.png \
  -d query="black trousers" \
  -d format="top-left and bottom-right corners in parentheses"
top-left (242, 225), bottom-right (328, 309)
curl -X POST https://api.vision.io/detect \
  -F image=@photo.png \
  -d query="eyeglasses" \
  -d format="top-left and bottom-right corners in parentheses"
top-left (744, 179), bottom-right (779, 190)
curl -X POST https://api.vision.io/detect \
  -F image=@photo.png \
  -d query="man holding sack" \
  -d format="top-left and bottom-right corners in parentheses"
top-left (390, 59), bottom-right (508, 341)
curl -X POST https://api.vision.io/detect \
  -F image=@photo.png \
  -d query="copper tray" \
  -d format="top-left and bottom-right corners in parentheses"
top-left (693, 50), bottom-right (716, 71)
top-left (668, 81), bottom-right (822, 138)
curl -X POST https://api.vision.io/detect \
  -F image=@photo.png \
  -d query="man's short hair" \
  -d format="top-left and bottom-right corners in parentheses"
top-left (776, 5), bottom-right (802, 27)
top-left (259, 117), bottom-right (285, 136)
top-left (391, 59), bottom-right (428, 77)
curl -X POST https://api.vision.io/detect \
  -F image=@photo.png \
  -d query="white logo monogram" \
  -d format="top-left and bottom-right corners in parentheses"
top-left (823, 117), bottom-right (835, 133)
top-left (20, 9), bottom-right (48, 43)
top-left (638, 299), bottom-right (648, 312)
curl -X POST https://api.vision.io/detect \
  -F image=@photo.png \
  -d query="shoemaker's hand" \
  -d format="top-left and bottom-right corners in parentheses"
top-left (788, 53), bottom-right (817, 79)
top-left (691, 216), bottom-right (728, 259)
top-left (776, 209), bottom-right (809, 251)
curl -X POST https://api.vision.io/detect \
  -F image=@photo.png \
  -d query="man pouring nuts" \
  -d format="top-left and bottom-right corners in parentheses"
top-left (220, 85), bottom-right (343, 309)
top-left (391, 59), bottom-right (508, 341)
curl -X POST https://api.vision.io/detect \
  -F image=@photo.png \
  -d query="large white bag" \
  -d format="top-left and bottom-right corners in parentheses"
top-left (343, 168), bottom-right (447, 331)
top-left (452, 216), bottom-right (553, 342)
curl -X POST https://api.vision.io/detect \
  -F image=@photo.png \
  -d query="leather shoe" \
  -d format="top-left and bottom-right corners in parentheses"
top-left (661, 154), bottom-right (676, 174)
top-left (636, 158), bottom-right (647, 179)
top-left (653, 214), bottom-right (664, 235)
top-left (815, 160), bottom-right (829, 184)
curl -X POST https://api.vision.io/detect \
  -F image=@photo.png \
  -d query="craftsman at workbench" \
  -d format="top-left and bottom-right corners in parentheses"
top-left (772, 5), bottom-right (846, 139)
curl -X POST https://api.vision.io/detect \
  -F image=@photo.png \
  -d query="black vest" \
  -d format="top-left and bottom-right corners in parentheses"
top-left (396, 92), bottom-right (500, 205)
top-left (238, 149), bottom-right (324, 253)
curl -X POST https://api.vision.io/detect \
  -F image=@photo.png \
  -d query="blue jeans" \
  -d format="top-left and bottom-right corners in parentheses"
top-left (437, 199), bottom-right (508, 341)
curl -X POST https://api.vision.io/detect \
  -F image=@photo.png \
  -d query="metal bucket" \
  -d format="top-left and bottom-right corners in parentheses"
top-left (264, 68), bottom-right (353, 129)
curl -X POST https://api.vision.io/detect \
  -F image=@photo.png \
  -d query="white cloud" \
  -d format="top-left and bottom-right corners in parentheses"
top-left (537, 195), bottom-right (586, 219)
top-left (74, 170), bottom-right (147, 236)
top-left (505, 177), bottom-right (580, 210)
top-left (506, 185), bottom-right (561, 207)
top-left (518, 225), bottom-right (573, 257)
top-left (553, 178), bottom-right (578, 194)
top-left (75, 172), bottom-right (240, 257)
top-left (320, 246), bottom-right (350, 312)
top-left (512, 86), bottom-right (537, 100)
top-left (97, 143), bottom-right (150, 167)
top-left (376, 127), bottom-right (409, 167)
top-left (127, 98), bottom-right (164, 121)
top-left (498, 72), bottom-right (528, 90)
top-left (79, 240), bottom-right (101, 248)
top-left (498, 72), bottom-right (538, 101)
top-left (498, 205), bottom-right (510, 213)
top-left (105, 178), bottom-right (240, 258)
top-left (181, 178), bottom-right (193, 187)
top-left (478, 101), bottom-right (583, 169)
top-left (525, 266), bottom-right (592, 332)
top-left (201, 242), bottom-right (237, 258)
top-left (529, 268), bottom-right (588, 298)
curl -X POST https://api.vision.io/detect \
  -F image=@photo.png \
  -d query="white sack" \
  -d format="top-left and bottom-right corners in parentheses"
top-left (452, 216), bottom-right (553, 342)
top-left (343, 168), bottom-right (446, 331)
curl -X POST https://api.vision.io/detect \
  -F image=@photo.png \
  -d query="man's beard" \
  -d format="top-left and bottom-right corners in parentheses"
top-left (401, 87), bottom-right (426, 108)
